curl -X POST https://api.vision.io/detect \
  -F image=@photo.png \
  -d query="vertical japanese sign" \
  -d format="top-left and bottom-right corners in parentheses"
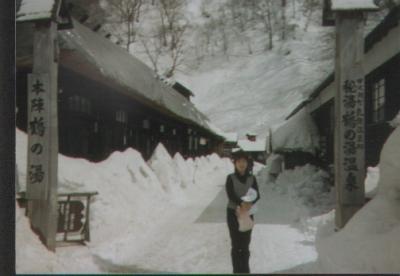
top-left (334, 11), bottom-right (366, 228)
top-left (27, 74), bottom-right (50, 201)
top-left (340, 77), bottom-right (365, 203)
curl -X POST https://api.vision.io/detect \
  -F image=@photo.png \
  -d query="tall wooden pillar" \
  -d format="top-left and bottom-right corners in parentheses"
top-left (334, 11), bottom-right (366, 229)
top-left (26, 20), bottom-right (59, 251)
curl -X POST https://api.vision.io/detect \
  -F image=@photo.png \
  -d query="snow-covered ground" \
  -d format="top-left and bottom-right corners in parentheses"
top-left (18, 126), bottom-right (399, 274)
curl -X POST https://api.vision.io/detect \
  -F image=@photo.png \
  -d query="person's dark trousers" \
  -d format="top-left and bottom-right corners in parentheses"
top-left (227, 208), bottom-right (253, 274)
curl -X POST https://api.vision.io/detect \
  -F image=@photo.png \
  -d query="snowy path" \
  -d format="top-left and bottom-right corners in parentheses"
top-left (100, 176), bottom-right (320, 274)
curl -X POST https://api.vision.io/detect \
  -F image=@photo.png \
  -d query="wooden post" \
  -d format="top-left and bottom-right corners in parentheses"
top-left (334, 11), bottom-right (366, 229)
top-left (26, 20), bottom-right (59, 251)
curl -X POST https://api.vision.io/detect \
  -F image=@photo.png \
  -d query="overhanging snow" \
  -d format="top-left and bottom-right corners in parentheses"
top-left (331, 0), bottom-right (379, 11)
top-left (272, 109), bottom-right (320, 154)
top-left (16, 0), bottom-right (57, 22)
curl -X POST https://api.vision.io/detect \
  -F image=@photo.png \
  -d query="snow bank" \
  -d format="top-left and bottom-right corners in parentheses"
top-left (252, 161), bottom-right (266, 175)
top-left (16, 202), bottom-right (101, 273)
top-left (271, 109), bottom-right (320, 154)
top-left (266, 153), bottom-right (284, 175)
top-left (316, 126), bottom-right (400, 273)
top-left (16, 129), bottom-right (233, 273)
top-left (148, 143), bottom-right (185, 201)
top-left (365, 166), bottom-right (380, 198)
top-left (389, 110), bottom-right (400, 128)
top-left (273, 164), bottom-right (335, 216)
top-left (173, 152), bottom-right (195, 188)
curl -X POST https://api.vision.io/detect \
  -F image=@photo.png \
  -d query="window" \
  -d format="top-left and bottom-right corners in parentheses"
top-left (188, 136), bottom-right (193, 150)
top-left (68, 95), bottom-right (92, 115)
top-left (371, 78), bottom-right (385, 123)
top-left (116, 110), bottom-right (127, 123)
top-left (143, 119), bottom-right (150, 129)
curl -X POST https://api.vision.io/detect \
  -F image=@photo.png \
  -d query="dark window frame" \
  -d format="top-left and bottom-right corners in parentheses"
top-left (371, 78), bottom-right (386, 123)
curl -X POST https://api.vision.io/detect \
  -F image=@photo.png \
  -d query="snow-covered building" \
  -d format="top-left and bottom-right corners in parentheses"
top-left (172, 82), bottom-right (195, 101)
top-left (237, 133), bottom-right (267, 164)
top-left (16, 2), bottom-right (225, 161)
top-left (221, 132), bottom-right (238, 158)
top-left (269, 110), bottom-right (320, 170)
top-left (287, 5), bottom-right (400, 168)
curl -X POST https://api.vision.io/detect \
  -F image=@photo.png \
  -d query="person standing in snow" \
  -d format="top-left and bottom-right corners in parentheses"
top-left (225, 150), bottom-right (260, 274)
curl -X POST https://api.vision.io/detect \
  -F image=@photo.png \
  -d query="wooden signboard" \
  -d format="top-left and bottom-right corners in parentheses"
top-left (26, 21), bottom-right (59, 251)
top-left (334, 11), bottom-right (366, 229)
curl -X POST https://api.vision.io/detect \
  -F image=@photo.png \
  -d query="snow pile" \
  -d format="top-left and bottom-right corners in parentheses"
top-left (316, 126), bottom-right (400, 273)
top-left (252, 161), bottom-right (266, 175)
top-left (148, 143), bottom-right (185, 200)
top-left (15, 201), bottom-right (101, 274)
top-left (365, 166), bottom-right (380, 198)
top-left (15, 128), bottom-right (27, 193)
top-left (271, 109), bottom-right (320, 154)
top-left (173, 152), bottom-right (195, 188)
top-left (272, 164), bottom-right (335, 215)
top-left (389, 110), bottom-right (400, 127)
top-left (16, 128), bottom-right (234, 273)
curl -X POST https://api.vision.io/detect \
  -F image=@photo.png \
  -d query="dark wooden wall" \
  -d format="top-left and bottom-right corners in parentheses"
top-left (312, 99), bottom-right (335, 168)
top-left (365, 53), bottom-right (400, 166)
top-left (16, 67), bottom-right (222, 162)
top-left (309, 54), bottom-right (399, 168)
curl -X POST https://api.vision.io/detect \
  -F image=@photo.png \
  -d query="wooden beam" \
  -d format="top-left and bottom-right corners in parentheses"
top-left (334, 11), bottom-right (366, 229)
top-left (26, 20), bottom-right (59, 251)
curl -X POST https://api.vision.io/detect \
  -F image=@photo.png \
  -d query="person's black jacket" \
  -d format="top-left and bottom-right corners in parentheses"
top-left (225, 170), bottom-right (260, 207)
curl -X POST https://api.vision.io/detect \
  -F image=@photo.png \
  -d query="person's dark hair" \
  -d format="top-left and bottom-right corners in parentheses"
top-left (232, 150), bottom-right (249, 162)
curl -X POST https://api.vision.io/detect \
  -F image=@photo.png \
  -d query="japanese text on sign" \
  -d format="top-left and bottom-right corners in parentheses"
top-left (341, 78), bottom-right (364, 192)
top-left (28, 77), bottom-right (47, 186)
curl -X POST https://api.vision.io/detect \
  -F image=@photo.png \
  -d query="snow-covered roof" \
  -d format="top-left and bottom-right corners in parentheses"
top-left (57, 20), bottom-right (221, 138)
top-left (331, 0), bottom-right (379, 11)
top-left (272, 109), bottom-right (319, 154)
top-left (225, 132), bottom-right (238, 143)
top-left (287, 6), bottom-right (400, 121)
top-left (237, 138), bottom-right (266, 152)
top-left (16, 0), bottom-right (58, 22)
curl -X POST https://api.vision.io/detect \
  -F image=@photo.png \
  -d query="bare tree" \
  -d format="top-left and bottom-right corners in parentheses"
top-left (302, 0), bottom-right (320, 31)
top-left (165, 22), bottom-right (188, 77)
top-left (281, 0), bottom-right (286, 41)
top-left (139, 32), bottom-right (162, 74)
top-left (254, 0), bottom-right (274, 50)
top-left (157, 0), bottom-right (186, 49)
top-left (105, 0), bottom-right (144, 51)
top-left (145, 0), bottom-right (188, 77)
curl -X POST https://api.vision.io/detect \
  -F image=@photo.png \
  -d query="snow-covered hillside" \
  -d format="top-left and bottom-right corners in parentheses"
top-left (98, 0), bottom-right (335, 138)
top-left (98, 0), bottom-right (386, 139)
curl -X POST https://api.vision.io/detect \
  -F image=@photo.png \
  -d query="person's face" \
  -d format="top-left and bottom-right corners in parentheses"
top-left (235, 158), bottom-right (248, 175)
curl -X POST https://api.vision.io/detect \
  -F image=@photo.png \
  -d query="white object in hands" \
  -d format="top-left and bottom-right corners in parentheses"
top-left (236, 206), bottom-right (254, 232)
top-left (241, 187), bottom-right (258, 215)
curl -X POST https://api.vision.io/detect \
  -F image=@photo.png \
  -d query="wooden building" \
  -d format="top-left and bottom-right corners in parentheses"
top-left (269, 109), bottom-right (320, 170)
top-left (286, 6), bottom-right (400, 168)
top-left (237, 133), bottom-right (267, 164)
top-left (16, 18), bottom-right (224, 162)
top-left (172, 82), bottom-right (195, 101)
top-left (222, 132), bottom-right (238, 158)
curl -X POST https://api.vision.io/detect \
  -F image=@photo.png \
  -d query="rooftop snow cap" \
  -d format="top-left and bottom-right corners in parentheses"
top-left (232, 150), bottom-right (249, 162)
